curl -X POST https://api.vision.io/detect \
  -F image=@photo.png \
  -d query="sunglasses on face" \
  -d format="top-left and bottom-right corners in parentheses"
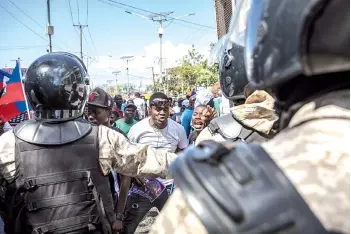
top-left (150, 101), bottom-right (170, 111)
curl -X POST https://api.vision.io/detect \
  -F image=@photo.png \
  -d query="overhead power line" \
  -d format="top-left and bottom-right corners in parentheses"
top-left (94, 72), bottom-right (153, 80)
top-left (76, 0), bottom-right (80, 24)
top-left (66, 0), bottom-right (81, 38)
top-left (0, 45), bottom-right (47, 48)
top-left (87, 27), bottom-right (98, 54)
top-left (66, 0), bottom-right (75, 25)
top-left (82, 31), bottom-right (93, 53)
top-left (0, 3), bottom-right (48, 42)
top-left (97, 0), bottom-right (216, 30)
top-left (85, 1), bottom-right (98, 54)
top-left (86, 0), bottom-right (89, 24)
top-left (4, 0), bottom-right (77, 52)
top-left (0, 45), bottom-right (47, 50)
top-left (7, 0), bottom-right (44, 30)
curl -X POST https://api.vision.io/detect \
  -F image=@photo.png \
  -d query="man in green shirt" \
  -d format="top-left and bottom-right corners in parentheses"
top-left (114, 100), bottom-right (138, 135)
top-left (213, 92), bottom-right (222, 117)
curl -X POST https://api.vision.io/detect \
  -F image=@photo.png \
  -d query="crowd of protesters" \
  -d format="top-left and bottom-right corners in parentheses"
top-left (0, 84), bottom-right (219, 234)
top-left (81, 85), bottom-right (219, 233)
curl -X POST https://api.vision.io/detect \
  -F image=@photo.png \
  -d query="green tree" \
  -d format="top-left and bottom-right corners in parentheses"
top-left (167, 44), bottom-right (219, 95)
top-left (116, 84), bottom-right (121, 94)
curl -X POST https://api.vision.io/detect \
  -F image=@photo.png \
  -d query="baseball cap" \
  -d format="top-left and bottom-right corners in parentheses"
top-left (125, 100), bottom-right (137, 109)
top-left (87, 87), bottom-right (113, 109)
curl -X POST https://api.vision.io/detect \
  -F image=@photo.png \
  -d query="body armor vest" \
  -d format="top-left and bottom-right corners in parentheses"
top-left (8, 120), bottom-right (115, 234)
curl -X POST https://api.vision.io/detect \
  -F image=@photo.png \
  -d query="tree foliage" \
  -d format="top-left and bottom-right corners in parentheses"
top-left (167, 44), bottom-right (219, 95)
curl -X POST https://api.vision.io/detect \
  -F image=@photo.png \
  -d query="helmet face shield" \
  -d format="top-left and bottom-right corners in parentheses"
top-left (210, 0), bottom-right (253, 100)
top-left (244, 0), bottom-right (265, 86)
top-left (208, 0), bottom-right (252, 68)
top-left (25, 53), bottom-right (88, 121)
top-left (227, 0), bottom-right (251, 47)
top-left (208, 35), bottom-right (229, 67)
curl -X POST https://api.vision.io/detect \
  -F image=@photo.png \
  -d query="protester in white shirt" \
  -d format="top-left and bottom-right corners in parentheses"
top-left (132, 92), bottom-right (146, 120)
top-left (0, 120), bottom-right (12, 136)
top-left (124, 92), bottom-right (188, 234)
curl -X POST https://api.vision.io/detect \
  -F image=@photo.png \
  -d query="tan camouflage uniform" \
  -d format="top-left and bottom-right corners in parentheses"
top-left (0, 125), bottom-right (177, 181)
top-left (150, 90), bottom-right (350, 234)
top-left (195, 90), bottom-right (277, 145)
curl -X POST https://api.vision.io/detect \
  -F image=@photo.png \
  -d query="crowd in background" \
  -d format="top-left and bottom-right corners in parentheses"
top-left (78, 82), bottom-right (219, 233)
top-left (0, 82), bottom-right (222, 234)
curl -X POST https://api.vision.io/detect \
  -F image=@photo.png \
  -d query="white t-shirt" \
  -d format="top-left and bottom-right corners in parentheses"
top-left (133, 97), bottom-right (145, 118)
top-left (220, 96), bottom-right (231, 115)
top-left (128, 117), bottom-right (188, 153)
top-left (3, 122), bottom-right (13, 132)
top-left (172, 106), bottom-right (182, 123)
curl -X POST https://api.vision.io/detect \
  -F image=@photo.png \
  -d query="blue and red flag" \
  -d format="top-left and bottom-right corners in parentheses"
top-left (0, 61), bottom-right (29, 122)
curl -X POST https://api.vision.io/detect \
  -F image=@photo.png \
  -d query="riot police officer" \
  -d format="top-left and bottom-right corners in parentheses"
top-left (196, 0), bottom-right (277, 145)
top-left (0, 52), bottom-right (177, 234)
top-left (151, 0), bottom-right (350, 233)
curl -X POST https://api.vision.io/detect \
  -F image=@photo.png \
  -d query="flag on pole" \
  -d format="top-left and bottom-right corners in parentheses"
top-left (0, 60), bottom-right (29, 122)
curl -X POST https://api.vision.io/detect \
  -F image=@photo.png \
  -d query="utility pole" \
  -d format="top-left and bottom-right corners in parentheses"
top-left (125, 11), bottom-right (194, 94)
top-left (164, 58), bottom-right (169, 95)
top-left (120, 56), bottom-right (134, 96)
top-left (112, 70), bottom-right (120, 93)
top-left (112, 70), bottom-right (120, 83)
top-left (73, 24), bottom-right (88, 60)
top-left (147, 66), bottom-right (156, 92)
top-left (46, 0), bottom-right (54, 53)
top-left (158, 19), bottom-right (164, 93)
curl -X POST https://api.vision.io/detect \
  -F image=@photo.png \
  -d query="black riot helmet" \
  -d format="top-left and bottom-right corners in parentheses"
top-left (24, 52), bottom-right (88, 121)
top-left (245, 0), bottom-right (350, 89)
top-left (209, 0), bottom-right (252, 102)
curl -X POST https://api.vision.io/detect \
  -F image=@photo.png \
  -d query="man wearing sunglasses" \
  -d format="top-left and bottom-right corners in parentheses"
top-left (124, 92), bottom-right (188, 234)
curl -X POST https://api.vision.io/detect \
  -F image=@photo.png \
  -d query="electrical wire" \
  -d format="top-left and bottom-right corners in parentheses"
top-left (87, 27), bottom-right (98, 54)
top-left (0, 3), bottom-right (48, 42)
top-left (7, 0), bottom-right (44, 30)
top-left (86, 0), bottom-right (89, 24)
top-left (0, 45), bottom-right (47, 51)
top-left (4, 0), bottom-right (74, 51)
top-left (6, 0), bottom-right (75, 52)
top-left (85, 1), bottom-right (98, 54)
top-left (82, 31), bottom-right (94, 53)
top-left (96, 0), bottom-right (125, 11)
top-left (66, 0), bottom-right (80, 38)
top-left (98, 0), bottom-right (216, 30)
top-left (76, 0), bottom-right (80, 24)
top-left (67, 0), bottom-right (75, 25)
